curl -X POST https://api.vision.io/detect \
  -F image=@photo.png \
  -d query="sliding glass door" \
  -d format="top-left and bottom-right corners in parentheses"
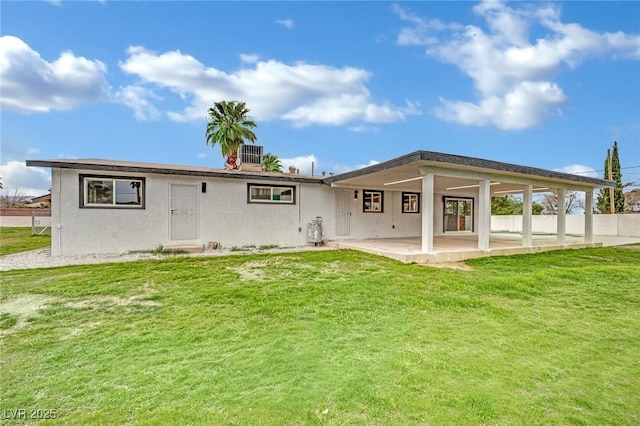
top-left (444, 197), bottom-right (473, 232)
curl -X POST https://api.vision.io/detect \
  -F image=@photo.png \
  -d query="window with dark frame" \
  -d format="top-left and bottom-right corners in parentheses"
top-left (402, 192), bottom-right (420, 213)
top-left (247, 184), bottom-right (296, 204)
top-left (363, 190), bottom-right (383, 213)
top-left (80, 175), bottom-right (145, 208)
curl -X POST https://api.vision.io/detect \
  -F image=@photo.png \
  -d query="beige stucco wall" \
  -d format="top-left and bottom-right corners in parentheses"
top-left (0, 216), bottom-right (52, 227)
top-left (491, 214), bottom-right (640, 237)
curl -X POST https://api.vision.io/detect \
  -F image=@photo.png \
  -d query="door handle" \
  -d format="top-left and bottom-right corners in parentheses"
top-left (170, 209), bottom-right (175, 214)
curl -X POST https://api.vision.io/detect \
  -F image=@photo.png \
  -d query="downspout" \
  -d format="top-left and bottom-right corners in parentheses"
top-left (57, 169), bottom-right (63, 256)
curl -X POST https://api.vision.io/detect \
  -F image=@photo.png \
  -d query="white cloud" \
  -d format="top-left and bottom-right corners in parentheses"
top-left (0, 35), bottom-right (110, 113)
top-left (113, 85), bottom-right (161, 121)
top-left (554, 164), bottom-right (599, 179)
top-left (276, 19), bottom-right (294, 29)
top-left (0, 161), bottom-right (51, 197)
top-left (394, 1), bottom-right (640, 130)
top-left (118, 46), bottom-right (417, 127)
top-left (197, 152), bottom-right (207, 159)
top-left (239, 53), bottom-right (260, 64)
top-left (435, 81), bottom-right (567, 130)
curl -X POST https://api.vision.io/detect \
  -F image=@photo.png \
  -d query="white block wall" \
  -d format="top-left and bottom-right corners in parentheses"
top-left (491, 214), bottom-right (640, 237)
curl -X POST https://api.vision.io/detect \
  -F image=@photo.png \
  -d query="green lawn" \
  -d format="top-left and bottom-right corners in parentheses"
top-left (1, 247), bottom-right (639, 424)
top-left (0, 227), bottom-right (51, 256)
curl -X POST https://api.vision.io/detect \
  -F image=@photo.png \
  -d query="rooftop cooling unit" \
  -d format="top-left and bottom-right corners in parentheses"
top-left (240, 144), bottom-right (263, 166)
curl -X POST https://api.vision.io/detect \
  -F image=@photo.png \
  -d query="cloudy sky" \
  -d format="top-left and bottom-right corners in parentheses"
top-left (1, 1), bottom-right (639, 196)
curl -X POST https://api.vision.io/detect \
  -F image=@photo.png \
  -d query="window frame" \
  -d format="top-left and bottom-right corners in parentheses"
top-left (247, 183), bottom-right (296, 204)
top-left (443, 196), bottom-right (474, 232)
top-left (402, 192), bottom-right (420, 213)
top-left (363, 189), bottom-right (384, 213)
top-left (80, 174), bottom-right (146, 209)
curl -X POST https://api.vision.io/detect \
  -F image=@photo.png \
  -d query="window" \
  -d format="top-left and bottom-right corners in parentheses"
top-left (443, 197), bottom-right (473, 232)
top-left (81, 175), bottom-right (145, 208)
top-left (363, 190), bottom-right (384, 213)
top-left (248, 184), bottom-right (295, 204)
top-left (402, 192), bottom-right (420, 213)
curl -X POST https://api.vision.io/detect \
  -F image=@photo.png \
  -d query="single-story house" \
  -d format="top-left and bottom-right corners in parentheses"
top-left (27, 150), bottom-right (614, 262)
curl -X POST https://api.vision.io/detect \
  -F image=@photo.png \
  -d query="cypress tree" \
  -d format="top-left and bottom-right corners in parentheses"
top-left (597, 141), bottom-right (625, 213)
top-left (611, 142), bottom-right (625, 213)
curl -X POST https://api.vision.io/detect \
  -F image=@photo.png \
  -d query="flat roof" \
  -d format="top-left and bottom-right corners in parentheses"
top-left (26, 158), bottom-right (325, 184)
top-left (27, 151), bottom-right (615, 190)
top-left (323, 150), bottom-right (614, 189)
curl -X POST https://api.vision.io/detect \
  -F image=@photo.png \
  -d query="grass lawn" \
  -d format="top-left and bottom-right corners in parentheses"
top-left (1, 247), bottom-right (639, 424)
top-left (0, 227), bottom-right (51, 256)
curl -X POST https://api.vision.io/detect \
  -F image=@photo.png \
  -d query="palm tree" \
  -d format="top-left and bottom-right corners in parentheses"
top-left (262, 153), bottom-right (283, 173)
top-left (205, 101), bottom-right (257, 169)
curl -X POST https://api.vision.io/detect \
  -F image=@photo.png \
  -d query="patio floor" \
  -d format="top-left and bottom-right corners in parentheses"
top-left (326, 233), bottom-right (640, 264)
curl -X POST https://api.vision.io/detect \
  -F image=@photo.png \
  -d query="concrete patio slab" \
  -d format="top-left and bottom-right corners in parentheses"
top-left (325, 234), bottom-right (640, 264)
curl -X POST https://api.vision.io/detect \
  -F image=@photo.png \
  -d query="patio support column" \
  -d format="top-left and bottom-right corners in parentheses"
top-left (522, 184), bottom-right (533, 247)
top-left (557, 188), bottom-right (566, 244)
top-left (421, 174), bottom-right (434, 253)
top-left (478, 179), bottom-right (491, 251)
top-left (584, 189), bottom-right (594, 243)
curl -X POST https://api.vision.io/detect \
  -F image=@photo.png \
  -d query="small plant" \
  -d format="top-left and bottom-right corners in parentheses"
top-left (150, 245), bottom-right (187, 255)
top-left (258, 245), bottom-right (279, 250)
top-left (0, 313), bottom-right (18, 330)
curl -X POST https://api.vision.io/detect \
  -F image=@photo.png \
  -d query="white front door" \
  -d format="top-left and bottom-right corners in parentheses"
top-left (335, 191), bottom-right (352, 236)
top-left (170, 184), bottom-right (199, 240)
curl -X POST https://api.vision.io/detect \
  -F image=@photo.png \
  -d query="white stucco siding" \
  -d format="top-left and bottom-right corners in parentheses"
top-left (51, 168), bottom-right (336, 255)
top-left (197, 180), bottom-right (334, 248)
top-left (52, 168), bottom-right (169, 255)
top-left (334, 190), bottom-right (422, 240)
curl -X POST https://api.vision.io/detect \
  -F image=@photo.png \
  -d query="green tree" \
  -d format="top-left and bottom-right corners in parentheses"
top-left (597, 141), bottom-right (625, 213)
top-left (205, 101), bottom-right (257, 169)
top-left (262, 153), bottom-right (283, 172)
top-left (491, 195), bottom-right (543, 215)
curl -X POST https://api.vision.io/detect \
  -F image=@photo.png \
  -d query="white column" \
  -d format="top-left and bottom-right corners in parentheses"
top-left (478, 179), bottom-right (491, 251)
top-left (556, 188), bottom-right (566, 244)
top-left (522, 184), bottom-right (533, 247)
top-left (421, 174), bottom-right (434, 253)
top-left (584, 189), bottom-right (594, 243)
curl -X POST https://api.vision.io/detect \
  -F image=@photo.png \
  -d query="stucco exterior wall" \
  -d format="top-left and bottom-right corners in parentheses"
top-left (491, 214), bottom-right (640, 237)
top-left (335, 190), bottom-right (422, 240)
top-left (51, 168), bottom-right (337, 256)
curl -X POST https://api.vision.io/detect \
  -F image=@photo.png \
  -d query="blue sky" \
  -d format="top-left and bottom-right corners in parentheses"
top-left (1, 0), bottom-right (639, 196)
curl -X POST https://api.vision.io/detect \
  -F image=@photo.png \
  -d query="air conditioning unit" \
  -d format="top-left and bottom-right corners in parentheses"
top-left (239, 144), bottom-right (263, 171)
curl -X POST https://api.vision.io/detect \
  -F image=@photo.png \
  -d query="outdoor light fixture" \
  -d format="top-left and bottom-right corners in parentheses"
top-left (383, 176), bottom-right (422, 186)
top-left (445, 182), bottom-right (501, 191)
top-left (354, 190), bottom-right (358, 199)
top-left (493, 187), bottom-right (550, 195)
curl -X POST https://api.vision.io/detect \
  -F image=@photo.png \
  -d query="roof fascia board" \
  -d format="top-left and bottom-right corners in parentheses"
top-left (417, 151), bottom-right (612, 188)
top-left (322, 151), bottom-right (422, 185)
top-left (419, 165), bottom-right (605, 191)
top-left (26, 160), bottom-right (322, 185)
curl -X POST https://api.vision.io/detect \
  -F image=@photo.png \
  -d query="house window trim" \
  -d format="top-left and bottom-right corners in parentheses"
top-left (402, 192), bottom-right (420, 214)
top-left (443, 196), bottom-right (474, 233)
top-left (247, 183), bottom-right (296, 205)
top-left (79, 174), bottom-right (146, 209)
top-left (363, 189), bottom-right (384, 213)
